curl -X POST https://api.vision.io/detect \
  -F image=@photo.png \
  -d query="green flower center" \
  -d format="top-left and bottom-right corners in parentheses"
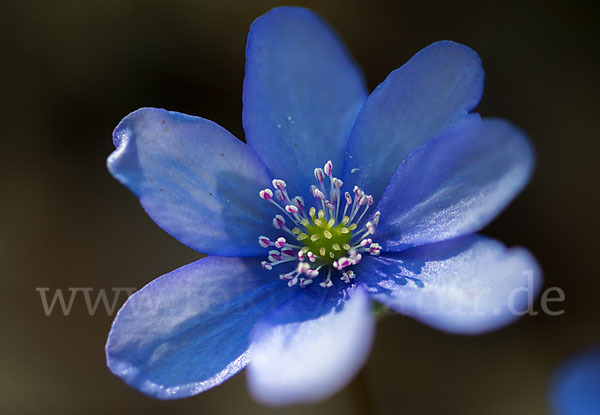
top-left (295, 208), bottom-right (355, 264)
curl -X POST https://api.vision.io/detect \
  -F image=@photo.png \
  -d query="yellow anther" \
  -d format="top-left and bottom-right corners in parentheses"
top-left (332, 243), bottom-right (341, 251)
top-left (301, 246), bottom-right (309, 253)
top-left (309, 207), bottom-right (316, 218)
top-left (327, 218), bottom-right (335, 228)
top-left (310, 234), bottom-right (320, 242)
top-left (301, 218), bottom-right (310, 227)
top-left (319, 247), bottom-right (326, 256)
top-left (297, 233), bottom-right (308, 241)
top-left (343, 244), bottom-right (351, 250)
top-left (314, 218), bottom-right (322, 227)
top-left (341, 216), bottom-right (350, 225)
top-left (340, 227), bottom-right (350, 234)
top-left (324, 230), bottom-right (332, 239)
top-left (348, 223), bottom-right (358, 231)
top-left (318, 210), bottom-right (325, 220)
top-left (329, 252), bottom-right (335, 258)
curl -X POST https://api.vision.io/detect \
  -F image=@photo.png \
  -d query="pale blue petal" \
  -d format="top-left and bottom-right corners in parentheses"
top-left (108, 108), bottom-right (276, 257)
top-left (550, 347), bottom-right (600, 415)
top-left (106, 256), bottom-right (297, 399)
top-left (376, 119), bottom-right (535, 251)
top-left (243, 6), bottom-right (367, 200)
top-left (247, 286), bottom-right (374, 406)
top-left (358, 235), bottom-right (542, 334)
top-left (343, 41), bottom-right (484, 202)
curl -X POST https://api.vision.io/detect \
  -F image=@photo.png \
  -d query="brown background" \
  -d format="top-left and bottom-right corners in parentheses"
top-left (2, 0), bottom-right (598, 414)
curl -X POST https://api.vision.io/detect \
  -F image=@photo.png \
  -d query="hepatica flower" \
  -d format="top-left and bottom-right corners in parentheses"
top-left (550, 347), bottom-right (600, 414)
top-left (106, 6), bottom-right (542, 405)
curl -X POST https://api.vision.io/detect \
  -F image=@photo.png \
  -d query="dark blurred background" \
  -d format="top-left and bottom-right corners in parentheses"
top-left (1, 0), bottom-right (598, 414)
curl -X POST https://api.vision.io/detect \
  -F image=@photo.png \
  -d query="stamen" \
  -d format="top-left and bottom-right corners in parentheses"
top-left (350, 251), bottom-right (362, 265)
top-left (272, 179), bottom-right (291, 204)
top-left (268, 250), bottom-right (281, 262)
top-left (314, 168), bottom-right (324, 182)
top-left (333, 182), bottom-right (342, 219)
top-left (268, 257), bottom-right (298, 267)
top-left (373, 211), bottom-right (381, 225)
top-left (354, 201), bottom-right (372, 227)
top-left (324, 160), bottom-right (333, 177)
top-left (369, 243), bottom-right (381, 256)
top-left (258, 160), bottom-right (382, 289)
top-left (319, 269), bottom-right (333, 288)
top-left (314, 189), bottom-right (325, 201)
top-left (272, 179), bottom-right (286, 191)
top-left (300, 278), bottom-right (313, 287)
top-left (298, 250), bottom-right (305, 261)
top-left (306, 268), bottom-right (320, 278)
top-left (341, 270), bottom-right (355, 284)
top-left (293, 196), bottom-right (306, 216)
top-left (366, 221), bottom-right (375, 234)
top-left (285, 204), bottom-right (299, 214)
top-left (258, 236), bottom-right (272, 248)
top-left (259, 189), bottom-right (273, 200)
top-left (281, 247), bottom-right (295, 257)
top-left (272, 215), bottom-right (285, 229)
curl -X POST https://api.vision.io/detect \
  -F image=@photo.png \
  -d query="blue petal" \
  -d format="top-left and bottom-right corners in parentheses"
top-left (105, 256), bottom-right (297, 399)
top-left (357, 235), bottom-right (542, 334)
top-left (376, 119), bottom-right (535, 251)
top-left (550, 347), bottom-right (600, 415)
top-left (343, 41), bottom-right (484, 202)
top-left (243, 7), bottom-right (367, 200)
top-left (247, 286), bottom-right (374, 406)
top-left (108, 108), bottom-right (277, 257)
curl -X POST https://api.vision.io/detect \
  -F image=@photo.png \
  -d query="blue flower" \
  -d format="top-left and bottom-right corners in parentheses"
top-left (550, 347), bottom-right (600, 414)
top-left (106, 6), bottom-right (541, 405)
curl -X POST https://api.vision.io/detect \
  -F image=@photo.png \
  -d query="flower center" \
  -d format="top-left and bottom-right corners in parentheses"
top-left (257, 160), bottom-right (381, 288)
top-left (300, 210), bottom-right (352, 265)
